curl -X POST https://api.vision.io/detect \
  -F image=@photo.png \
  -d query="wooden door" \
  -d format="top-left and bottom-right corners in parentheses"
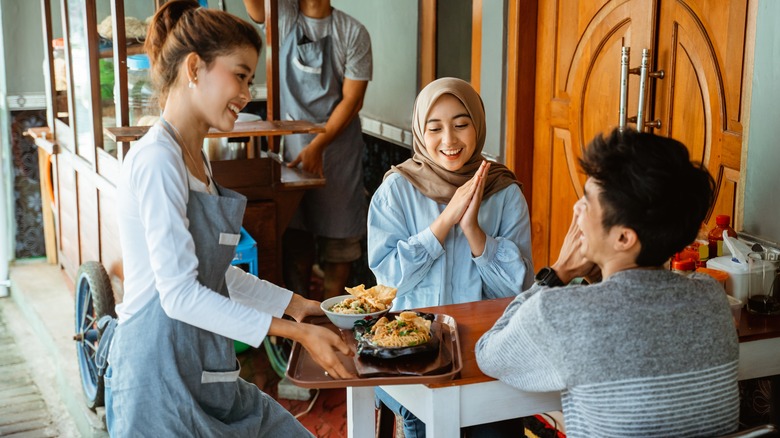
top-left (531, 0), bottom-right (749, 268)
top-left (531, 0), bottom-right (657, 267)
top-left (653, 0), bottom-right (748, 232)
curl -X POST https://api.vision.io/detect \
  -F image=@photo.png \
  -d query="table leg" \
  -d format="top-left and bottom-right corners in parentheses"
top-left (347, 386), bottom-right (375, 438)
top-left (382, 384), bottom-right (463, 437)
top-left (425, 386), bottom-right (461, 438)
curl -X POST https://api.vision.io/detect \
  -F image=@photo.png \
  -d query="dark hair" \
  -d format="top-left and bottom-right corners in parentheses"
top-left (144, 0), bottom-right (262, 106)
top-left (579, 128), bottom-right (715, 266)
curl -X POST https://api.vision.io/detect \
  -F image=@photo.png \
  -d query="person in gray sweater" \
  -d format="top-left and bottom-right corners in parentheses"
top-left (476, 128), bottom-right (739, 438)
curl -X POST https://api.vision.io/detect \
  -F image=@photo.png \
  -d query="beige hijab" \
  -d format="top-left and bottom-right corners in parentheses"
top-left (386, 77), bottom-right (520, 204)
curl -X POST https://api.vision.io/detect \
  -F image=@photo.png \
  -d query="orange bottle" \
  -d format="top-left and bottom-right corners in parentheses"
top-left (707, 215), bottom-right (737, 258)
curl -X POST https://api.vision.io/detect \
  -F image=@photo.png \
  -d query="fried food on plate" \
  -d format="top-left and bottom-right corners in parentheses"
top-left (328, 284), bottom-right (397, 314)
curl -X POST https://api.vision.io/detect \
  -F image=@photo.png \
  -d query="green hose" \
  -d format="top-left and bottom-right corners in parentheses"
top-left (263, 337), bottom-right (289, 378)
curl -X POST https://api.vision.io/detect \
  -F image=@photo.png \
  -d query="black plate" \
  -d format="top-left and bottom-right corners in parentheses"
top-left (353, 312), bottom-right (439, 359)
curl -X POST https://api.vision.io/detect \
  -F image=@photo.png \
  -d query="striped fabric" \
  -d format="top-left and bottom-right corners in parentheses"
top-left (476, 269), bottom-right (741, 438)
top-left (562, 361), bottom-right (739, 437)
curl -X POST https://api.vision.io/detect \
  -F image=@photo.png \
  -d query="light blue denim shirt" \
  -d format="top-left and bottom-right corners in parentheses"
top-left (368, 173), bottom-right (534, 311)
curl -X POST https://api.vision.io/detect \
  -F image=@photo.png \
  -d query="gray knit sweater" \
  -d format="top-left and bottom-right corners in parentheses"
top-left (476, 269), bottom-right (739, 437)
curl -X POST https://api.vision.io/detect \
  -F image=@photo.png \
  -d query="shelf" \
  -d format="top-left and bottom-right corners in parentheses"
top-left (98, 42), bottom-right (145, 59)
top-left (26, 127), bottom-right (53, 140)
top-left (104, 119), bottom-right (326, 142)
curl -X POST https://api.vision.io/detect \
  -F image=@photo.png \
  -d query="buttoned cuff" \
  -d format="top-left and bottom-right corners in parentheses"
top-left (419, 227), bottom-right (445, 259)
top-left (473, 235), bottom-right (498, 267)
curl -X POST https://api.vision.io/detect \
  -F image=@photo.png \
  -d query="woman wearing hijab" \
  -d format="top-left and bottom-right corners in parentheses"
top-left (368, 77), bottom-right (533, 311)
top-left (367, 77), bottom-right (533, 437)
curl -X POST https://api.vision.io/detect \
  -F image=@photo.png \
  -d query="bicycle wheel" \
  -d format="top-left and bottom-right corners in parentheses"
top-left (74, 261), bottom-right (116, 409)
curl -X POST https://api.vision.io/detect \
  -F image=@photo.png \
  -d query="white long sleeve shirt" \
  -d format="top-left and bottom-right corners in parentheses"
top-left (116, 124), bottom-right (292, 347)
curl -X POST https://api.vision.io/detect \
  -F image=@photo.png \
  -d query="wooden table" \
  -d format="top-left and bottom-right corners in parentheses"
top-left (346, 298), bottom-right (780, 438)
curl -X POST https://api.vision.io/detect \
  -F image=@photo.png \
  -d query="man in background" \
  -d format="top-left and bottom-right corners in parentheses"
top-left (243, 0), bottom-right (372, 300)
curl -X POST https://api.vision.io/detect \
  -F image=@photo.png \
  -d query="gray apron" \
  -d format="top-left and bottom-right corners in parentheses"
top-left (107, 124), bottom-right (312, 437)
top-left (279, 13), bottom-right (367, 239)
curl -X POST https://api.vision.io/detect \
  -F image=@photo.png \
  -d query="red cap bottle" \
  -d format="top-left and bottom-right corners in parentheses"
top-left (707, 215), bottom-right (737, 259)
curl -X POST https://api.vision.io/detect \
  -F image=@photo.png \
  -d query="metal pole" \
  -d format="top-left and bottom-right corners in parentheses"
top-left (636, 49), bottom-right (650, 132)
top-left (618, 47), bottom-right (630, 131)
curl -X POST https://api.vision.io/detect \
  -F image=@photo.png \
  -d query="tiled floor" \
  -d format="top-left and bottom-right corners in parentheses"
top-left (0, 304), bottom-right (65, 437)
top-left (239, 346), bottom-right (348, 437)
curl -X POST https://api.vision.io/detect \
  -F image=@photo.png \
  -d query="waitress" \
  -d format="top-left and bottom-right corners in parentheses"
top-left (106, 2), bottom-right (352, 435)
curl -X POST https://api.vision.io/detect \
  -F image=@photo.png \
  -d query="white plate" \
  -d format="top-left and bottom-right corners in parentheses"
top-left (236, 113), bottom-right (262, 123)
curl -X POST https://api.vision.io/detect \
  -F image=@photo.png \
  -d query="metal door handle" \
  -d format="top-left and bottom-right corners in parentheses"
top-left (618, 47), bottom-right (630, 131)
top-left (620, 47), bottom-right (665, 132)
top-left (636, 49), bottom-right (650, 131)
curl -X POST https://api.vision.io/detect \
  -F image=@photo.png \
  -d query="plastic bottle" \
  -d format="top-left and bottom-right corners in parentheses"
top-left (124, 54), bottom-right (156, 126)
top-left (708, 215), bottom-right (737, 258)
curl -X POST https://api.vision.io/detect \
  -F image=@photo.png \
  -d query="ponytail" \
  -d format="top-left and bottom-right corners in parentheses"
top-left (143, 0), bottom-right (262, 107)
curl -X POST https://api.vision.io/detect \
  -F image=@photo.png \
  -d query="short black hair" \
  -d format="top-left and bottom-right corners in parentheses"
top-left (579, 129), bottom-right (715, 266)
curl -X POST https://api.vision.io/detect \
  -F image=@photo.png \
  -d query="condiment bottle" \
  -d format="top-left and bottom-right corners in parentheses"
top-left (671, 258), bottom-right (696, 276)
top-left (695, 267), bottom-right (729, 290)
top-left (708, 215), bottom-right (737, 258)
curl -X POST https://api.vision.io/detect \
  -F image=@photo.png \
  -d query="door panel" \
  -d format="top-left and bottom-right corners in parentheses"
top-left (655, 0), bottom-right (748, 230)
top-left (548, 129), bottom-right (583, 261)
top-left (666, 49), bottom-right (706, 165)
top-left (57, 154), bottom-right (79, 279)
top-left (532, 0), bottom-right (655, 267)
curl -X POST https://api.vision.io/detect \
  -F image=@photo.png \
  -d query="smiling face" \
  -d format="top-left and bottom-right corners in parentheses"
top-left (422, 94), bottom-right (477, 172)
top-left (194, 46), bottom-right (257, 132)
top-left (574, 178), bottom-right (616, 265)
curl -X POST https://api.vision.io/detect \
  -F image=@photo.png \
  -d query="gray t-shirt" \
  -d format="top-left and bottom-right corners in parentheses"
top-left (272, 0), bottom-right (372, 81)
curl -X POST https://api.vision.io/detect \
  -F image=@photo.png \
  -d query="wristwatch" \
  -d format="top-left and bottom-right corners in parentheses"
top-left (534, 266), bottom-right (564, 287)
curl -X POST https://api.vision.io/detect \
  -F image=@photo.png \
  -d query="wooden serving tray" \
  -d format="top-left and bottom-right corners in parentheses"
top-left (286, 314), bottom-right (462, 389)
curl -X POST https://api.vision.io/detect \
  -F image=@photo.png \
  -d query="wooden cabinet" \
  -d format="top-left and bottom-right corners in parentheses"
top-left (530, 0), bottom-right (753, 267)
top-left (34, 0), bottom-right (324, 293)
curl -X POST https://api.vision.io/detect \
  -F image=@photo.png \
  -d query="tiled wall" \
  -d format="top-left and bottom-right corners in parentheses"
top-left (11, 110), bottom-right (47, 259)
top-left (348, 134), bottom-right (411, 288)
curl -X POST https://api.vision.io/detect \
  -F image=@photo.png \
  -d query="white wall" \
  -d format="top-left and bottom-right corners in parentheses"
top-left (0, 0), bottom-right (11, 295)
top-left (743, 0), bottom-right (780, 244)
top-left (334, 0), bottom-right (419, 146)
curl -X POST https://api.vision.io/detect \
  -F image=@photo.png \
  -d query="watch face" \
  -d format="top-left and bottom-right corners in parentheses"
top-left (535, 267), bottom-right (560, 286)
top-left (535, 267), bottom-right (551, 282)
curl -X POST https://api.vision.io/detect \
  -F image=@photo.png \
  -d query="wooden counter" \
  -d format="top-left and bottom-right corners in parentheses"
top-left (210, 151), bottom-right (325, 285)
top-left (104, 120), bottom-right (325, 142)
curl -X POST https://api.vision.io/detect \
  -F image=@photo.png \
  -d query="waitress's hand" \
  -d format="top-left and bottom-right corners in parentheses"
top-left (285, 294), bottom-right (324, 323)
top-left (297, 324), bottom-right (356, 379)
top-left (551, 210), bottom-right (600, 284)
top-left (287, 143), bottom-right (325, 177)
top-left (269, 318), bottom-right (356, 379)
